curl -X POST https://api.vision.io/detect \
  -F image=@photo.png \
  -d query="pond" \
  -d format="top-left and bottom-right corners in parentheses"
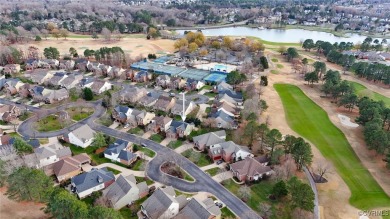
top-left (176, 27), bottom-right (388, 44)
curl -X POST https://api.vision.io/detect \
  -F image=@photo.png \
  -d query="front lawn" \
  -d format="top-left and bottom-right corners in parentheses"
top-left (205, 167), bottom-right (221, 176)
top-left (68, 144), bottom-right (112, 165)
top-left (274, 84), bottom-right (390, 209)
top-left (149, 134), bottom-right (164, 143)
top-left (182, 149), bottom-right (212, 167)
top-left (201, 85), bottom-right (213, 90)
top-left (139, 147), bottom-right (156, 157)
top-left (167, 140), bottom-right (183, 149)
top-left (127, 127), bottom-right (144, 135)
top-left (131, 159), bottom-right (146, 171)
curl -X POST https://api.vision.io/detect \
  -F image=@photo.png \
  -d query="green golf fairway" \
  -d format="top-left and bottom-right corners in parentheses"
top-left (349, 81), bottom-right (390, 107)
top-left (274, 84), bottom-right (390, 209)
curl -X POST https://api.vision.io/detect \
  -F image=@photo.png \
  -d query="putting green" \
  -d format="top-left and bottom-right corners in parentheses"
top-left (274, 84), bottom-right (390, 209)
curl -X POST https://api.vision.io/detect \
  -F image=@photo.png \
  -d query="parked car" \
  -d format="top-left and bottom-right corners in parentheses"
top-left (215, 202), bottom-right (223, 208)
top-left (216, 160), bottom-right (223, 165)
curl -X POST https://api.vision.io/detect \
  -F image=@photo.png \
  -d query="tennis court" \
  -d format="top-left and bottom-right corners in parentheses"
top-left (179, 68), bottom-right (210, 80)
top-left (153, 56), bottom-right (171, 63)
top-left (131, 61), bottom-right (185, 76)
top-left (204, 73), bottom-right (227, 83)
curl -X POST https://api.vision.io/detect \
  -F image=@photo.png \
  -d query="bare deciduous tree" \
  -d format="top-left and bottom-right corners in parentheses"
top-left (314, 161), bottom-right (332, 182)
top-left (101, 28), bottom-right (112, 41)
top-left (238, 186), bottom-right (251, 201)
top-left (259, 202), bottom-right (272, 219)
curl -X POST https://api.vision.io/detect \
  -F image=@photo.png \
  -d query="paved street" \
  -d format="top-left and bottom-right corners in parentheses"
top-left (12, 99), bottom-right (262, 219)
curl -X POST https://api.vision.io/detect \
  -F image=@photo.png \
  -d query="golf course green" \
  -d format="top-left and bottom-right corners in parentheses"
top-left (349, 81), bottom-right (390, 107)
top-left (274, 84), bottom-right (390, 209)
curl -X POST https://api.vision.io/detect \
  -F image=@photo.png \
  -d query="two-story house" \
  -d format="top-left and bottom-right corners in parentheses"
top-left (193, 131), bottom-right (226, 152)
top-left (166, 121), bottom-right (194, 139)
top-left (63, 124), bottom-right (96, 148)
top-left (147, 116), bottom-right (173, 133)
top-left (208, 141), bottom-right (252, 163)
top-left (34, 144), bottom-right (72, 168)
top-left (153, 96), bottom-right (176, 111)
top-left (104, 139), bottom-right (138, 166)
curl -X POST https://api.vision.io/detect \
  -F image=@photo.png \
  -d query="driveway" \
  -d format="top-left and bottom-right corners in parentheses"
top-left (174, 143), bottom-right (193, 153)
top-left (93, 163), bottom-right (145, 177)
top-left (160, 138), bottom-right (172, 146)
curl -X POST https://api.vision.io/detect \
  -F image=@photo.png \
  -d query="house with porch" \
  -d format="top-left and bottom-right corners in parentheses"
top-left (230, 156), bottom-right (273, 182)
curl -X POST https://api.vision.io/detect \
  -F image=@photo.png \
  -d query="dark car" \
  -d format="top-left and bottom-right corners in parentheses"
top-left (215, 202), bottom-right (223, 208)
top-left (15, 101), bottom-right (22, 104)
top-left (216, 160), bottom-right (223, 165)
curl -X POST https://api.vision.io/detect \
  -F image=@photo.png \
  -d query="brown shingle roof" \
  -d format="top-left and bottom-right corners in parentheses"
top-left (230, 157), bottom-right (272, 178)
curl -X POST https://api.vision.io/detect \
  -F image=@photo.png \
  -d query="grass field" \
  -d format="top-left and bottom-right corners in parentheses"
top-left (271, 58), bottom-right (279, 62)
top-left (248, 36), bottom-right (300, 47)
top-left (349, 81), bottom-right (390, 107)
top-left (271, 70), bottom-right (279, 74)
top-left (274, 84), bottom-right (390, 209)
top-left (35, 115), bottom-right (72, 132)
top-left (205, 167), bottom-right (221, 176)
top-left (276, 64), bottom-right (284, 69)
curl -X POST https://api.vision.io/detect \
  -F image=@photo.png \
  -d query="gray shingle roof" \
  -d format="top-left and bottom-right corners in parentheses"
top-left (175, 198), bottom-right (221, 219)
top-left (71, 168), bottom-right (115, 193)
top-left (70, 124), bottom-right (95, 143)
top-left (193, 130), bottom-right (226, 147)
top-left (104, 174), bottom-right (137, 206)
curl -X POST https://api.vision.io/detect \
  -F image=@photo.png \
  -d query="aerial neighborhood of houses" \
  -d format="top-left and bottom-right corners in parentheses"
top-left (0, 43), bottom-right (274, 219)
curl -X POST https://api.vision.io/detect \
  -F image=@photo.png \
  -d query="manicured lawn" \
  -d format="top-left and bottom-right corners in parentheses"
top-left (68, 144), bottom-right (112, 165)
top-left (205, 167), bottom-right (221, 176)
top-left (182, 149), bottom-right (213, 167)
top-left (135, 176), bottom-right (154, 186)
top-left (349, 81), bottom-right (390, 107)
top-left (127, 127), bottom-right (144, 135)
top-left (201, 85), bottom-right (213, 90)
top-left (274, 84), bottom-right (390, 209)
top-left (271, 58), bottom-right (278, 63)
top-left (248, 36), bottom-right (300, 47)
top-left (221, 207), bottom-right (236, 218)
top-left (271, 70), bottom-right (279, 74)
top-left (131, 159), bottom-right (146, 171)
top-left (139, 147), bottom-right (156, 157)
top-left (167, 140), bottom-right (183, 149)
top-left (149, 134), bottom-right (164, 143)
top-left (35, 115), bottom-right (70, 132)
top-left (107, 167), bottom-right (121, 175)
top-left (276, 64), bottom-right (284, 69)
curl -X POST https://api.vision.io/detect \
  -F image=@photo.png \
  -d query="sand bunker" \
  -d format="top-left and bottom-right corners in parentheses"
top-left (337, 114), bottom-right (359, 128)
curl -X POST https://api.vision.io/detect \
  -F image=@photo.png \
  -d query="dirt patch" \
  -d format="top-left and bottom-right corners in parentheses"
top-left (0, 187), bottom-right (48, 219)
top-left (16, 37), bottom-right (175, 59)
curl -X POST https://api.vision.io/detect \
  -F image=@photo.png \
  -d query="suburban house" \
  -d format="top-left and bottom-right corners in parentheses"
top-left (208, 141), bottom-right (252, 163)
top-left (211, 110), bottom-right (238, 130)
top-left (139, 95), bottom-right (158, 108)
top-left (119, 87), bottom-right (147, 103)
top-left (0, 104), bottom-right (21, 122)
top-left (230, 156), bottom-right (273, 182)
top-left (213, 81), bottom-right (232, 93)
top-left (59, 74), bottom-right (83, 89)
top-left (34, 144), bottom-right (72, 168)
top-left (63, 124), bottom-right (96, 148)
top-left (174, 197), bottom-right (221, 219)
top-left (107, 67), bottom-right (126, 79)
top-left (53, 153), bottom-right (91, 182)
top-left (213, 101), bottom-right (239, 117)
top-left (112, 105), bottom-right (133, 124)
top-left (156, 75), bottom-right (171, 87)
top-left (79, 77), bottom-right (95, 88)
top-left (71, 167), bottom-right (115, 199)
top-left (133, 71), bottom-right (151, 82)
top-left (102, 174), bottom-right (148, 210)
top-left (147, 116), bottom-right (173, 133)
top-left (87, 80), bottom-right (112, 94)
top-left (25, 59), bottom-right (42, 71)
top-left (59, 60), bottom-right (75, 71)
top-left (166, 121), bottom-right (194, 139)
top-left (87, 62), bottom-right (102, 73)
top-left (4, 79), bottom-right (25, 96)
top-left (217, 90), bottom-right (243, 104)
top-left (30, 69), bottom-right (53, 84)
top-left (0, 134), bottom-right (11, 145)
top-left (3, 64), bottom-right (21, 74)
top-left (185, 79), bottom-right (205, 91)
top-left (169, 77), bottom-right (186, 90)
top-left (128, 110), bottom-right (155, 127)
top-left (153, 96), bottom-right (176, 111)
top-left (75, 58), bottom-right (90, 71)
top-left (171, 101), bottom-right (196, 117)
top-left (141, 186), bottom-right (188, 219)
top-left (41, 59), bottom-right (60, 69)
top-left (104, 139), bottom-right (138, 166)
top-left (30, 87), bottom-right (69, 104)
top-left (18, 83), bottom-right (33, 98)
top-left (47, 72), bottom-right (68, 86)
top-left (193, 131), bottom-right (226, 152)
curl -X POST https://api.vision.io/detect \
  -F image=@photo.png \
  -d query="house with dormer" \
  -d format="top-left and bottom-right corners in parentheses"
top-left (71, 168), bottom-right (115, 199)
top-left (166, 121), bottom-right (194, 139)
